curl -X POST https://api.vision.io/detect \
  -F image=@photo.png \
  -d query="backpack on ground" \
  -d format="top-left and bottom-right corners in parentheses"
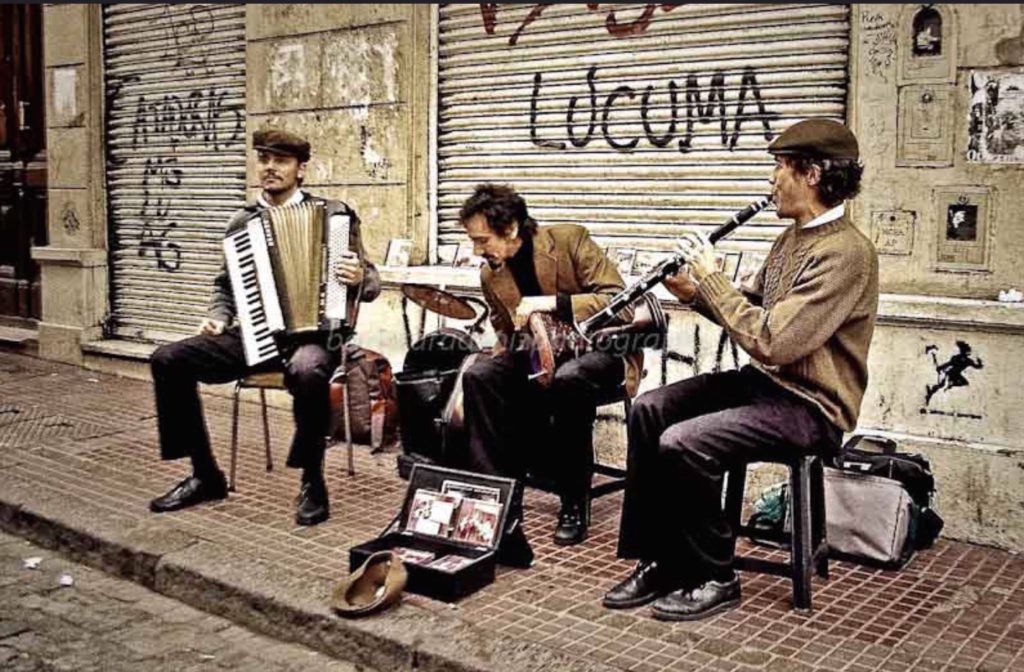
top-left (328, 346), bottom-right (399, 452)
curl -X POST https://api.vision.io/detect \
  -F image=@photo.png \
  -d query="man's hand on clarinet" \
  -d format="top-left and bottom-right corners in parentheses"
top-left (198, 318), bottom-right (226, 336)
top-left (334, 250), bottom-right (364, 286)
top-left (513, 295), bottom-right (557, 331)
top-left (675, 230), bottom-right (716, 282)
top-left (662, 269), bottom-right (699, 303)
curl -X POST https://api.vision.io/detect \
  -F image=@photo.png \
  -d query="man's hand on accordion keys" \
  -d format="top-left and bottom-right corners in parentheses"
top-left (333, 250), bottom-right (364, 287)
top-left (513, 295), bottom-right (557, 331)
top-left (198, 318), bottom-right (227, 336)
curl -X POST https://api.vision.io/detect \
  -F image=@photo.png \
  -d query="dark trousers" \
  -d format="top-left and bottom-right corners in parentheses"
top-left (617, 365), bottom-right (841, 581)
top-left (461, 350), bottom-right (624, 501)
top-left (150, 328), bottom-right (340, 472)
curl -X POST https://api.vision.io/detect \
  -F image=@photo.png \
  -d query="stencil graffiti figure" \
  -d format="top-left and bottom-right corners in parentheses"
top-left (924, 341), bottom-right (984, 406)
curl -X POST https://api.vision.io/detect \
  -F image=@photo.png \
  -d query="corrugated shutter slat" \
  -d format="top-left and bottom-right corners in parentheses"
top-left (436, 3), bottom-right (850, 251)
top-left (104, 3), bottom-right (246, 341)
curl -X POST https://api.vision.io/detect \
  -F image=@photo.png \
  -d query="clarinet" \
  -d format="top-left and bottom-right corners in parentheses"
top-left (578, 195), bottom-right (773, 336)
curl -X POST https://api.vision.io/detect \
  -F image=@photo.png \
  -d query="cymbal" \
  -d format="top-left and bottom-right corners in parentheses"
top-left (400, 283), bottom-right (477, 320)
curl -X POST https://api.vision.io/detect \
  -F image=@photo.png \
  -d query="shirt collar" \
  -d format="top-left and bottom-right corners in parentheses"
top-left (257, 189), bottom-right (305, 209)
top-left (803, 202), bottom-right (844, 229)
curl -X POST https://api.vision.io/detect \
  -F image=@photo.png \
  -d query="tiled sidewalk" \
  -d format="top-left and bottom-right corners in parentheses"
top-left (1, 351), bottom-right (1022, 672)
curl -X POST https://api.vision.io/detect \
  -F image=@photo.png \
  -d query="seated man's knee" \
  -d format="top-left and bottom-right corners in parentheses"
top-left (150, 342), bottom-right (182, 374)
top-left (462, 357), bottom-right (501, 390)
top-left (286, 345), bottom-right (331, 386)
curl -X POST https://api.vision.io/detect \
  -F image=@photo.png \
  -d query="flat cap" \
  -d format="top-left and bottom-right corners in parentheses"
top-left (253, 128), bottom-right (311, 163)
top-left (767, 118), bottom-right (859, 160)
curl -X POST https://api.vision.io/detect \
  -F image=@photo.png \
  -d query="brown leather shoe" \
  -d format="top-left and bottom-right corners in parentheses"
top-left (329, 551), bottom-right (408, 618)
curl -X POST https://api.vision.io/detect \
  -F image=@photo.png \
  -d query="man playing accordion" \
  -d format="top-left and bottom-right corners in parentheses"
top-left (147, 128), bottom-right (380, 526)
top-left (604, 119), bottom-right (879, 620)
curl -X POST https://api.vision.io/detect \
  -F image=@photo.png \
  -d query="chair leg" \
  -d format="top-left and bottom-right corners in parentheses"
top-left (259, 389), bottom-right (273, 472)
top-left (724, 465), bottom-right (747, 532)
top-left (791, 457), bottom-right (814, 612)
top-left (811, 456), bottom-right (829, 580)
top-left (229, 383), bottom-right (240, 492)
top-left (339, 346), bottom-right (355, 477)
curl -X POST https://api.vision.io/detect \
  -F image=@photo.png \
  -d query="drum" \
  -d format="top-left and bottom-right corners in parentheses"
top-left (438, 351), bottom-right (485, 446)
top-left (402, 327), bottom-right (480, 374)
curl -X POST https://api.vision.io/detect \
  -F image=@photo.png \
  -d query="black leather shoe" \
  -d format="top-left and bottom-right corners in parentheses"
top-left (295, 482), bottom-right (330, 526)
top-left (652, 576), bottom-right (741, 621)
top-left (553, 498), bottom-right (589, 546)
top-left (149, 472), bottom-right (227, 513)
top-left (603, 560), bottom-right (682, 609)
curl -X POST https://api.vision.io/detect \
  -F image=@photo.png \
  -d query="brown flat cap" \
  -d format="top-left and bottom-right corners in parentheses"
top-left (768, 118), bottom-right (859, 160)
top-left (253, 128), bottom-right (311, 162)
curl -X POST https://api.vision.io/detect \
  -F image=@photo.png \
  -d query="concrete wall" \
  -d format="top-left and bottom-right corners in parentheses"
top-left (32, 4), bottom-right (108, 364)
top-left (852, 4), bottom-right (1024, 298)
top-left (244, 4), bottom-right (431, 266)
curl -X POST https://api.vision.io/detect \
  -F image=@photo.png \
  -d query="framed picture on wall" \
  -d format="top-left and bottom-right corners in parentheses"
top-left (934, 186), bottom-right (994, 272)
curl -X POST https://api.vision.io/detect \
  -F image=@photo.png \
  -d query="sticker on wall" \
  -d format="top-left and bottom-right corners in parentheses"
top-left (933, 186), bottom-right (994, 273)
top-left (967, 71), bottom-right (1024, 163)
top-left (871, 210), bottom-right (915, 255)
top-left (920, 341), bottom-right (984, 419)
top-left (897, 84), bottom-right (953, 166)
top-left (898, 5), bottom-right (957, 84)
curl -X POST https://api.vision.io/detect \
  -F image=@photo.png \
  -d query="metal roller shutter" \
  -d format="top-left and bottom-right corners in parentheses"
top-left (437, 3), bottom-right (850, 253)
top-left (103, 3), bottom-right (246, 342)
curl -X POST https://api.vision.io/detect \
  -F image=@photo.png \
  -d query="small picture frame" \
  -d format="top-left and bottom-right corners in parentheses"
top-left (606, 246), bottom-right (638, 278)
top-left (436, 243), bottom-right (459, 266)
top-left (452, 241), bottom-right (485, 269)
top-left (406, 489), bottom-right (460, 538)
top-left (451, 498), bottom-right (503, 547)
top-left (631, 250), bottom-right (674, 277)
top-left (384, 238), bottom-right (413, 267)
top-left (735, 251), bottom-right (767, 287)
top-left (716, 251), bottom-right (742, 282)
top-left (934, 186), bottom-right (993, 272)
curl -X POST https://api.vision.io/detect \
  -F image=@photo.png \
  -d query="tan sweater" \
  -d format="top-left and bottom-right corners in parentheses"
top-left (694, 213), bottom-right (879, 431)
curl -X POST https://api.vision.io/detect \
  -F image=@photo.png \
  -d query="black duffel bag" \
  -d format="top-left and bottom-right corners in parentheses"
top-left (394, 367), bottom-right (459, 468)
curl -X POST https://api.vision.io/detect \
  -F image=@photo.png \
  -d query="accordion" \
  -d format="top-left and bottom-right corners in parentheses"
top-left (223, 202), bottom-right (350, 366)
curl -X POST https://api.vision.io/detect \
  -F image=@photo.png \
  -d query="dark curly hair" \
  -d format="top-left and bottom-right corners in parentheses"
top-left (458, 183), bottom-right (538, 237)
top-left (786, 156), bottom-right (864, 208)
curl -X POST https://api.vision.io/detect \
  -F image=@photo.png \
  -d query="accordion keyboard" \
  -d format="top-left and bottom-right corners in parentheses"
top-left (223, 220), bottom-right (285, 365)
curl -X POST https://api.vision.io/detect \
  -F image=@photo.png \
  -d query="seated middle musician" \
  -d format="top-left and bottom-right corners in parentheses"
top-left (458, 183), bottom-right (642, 546)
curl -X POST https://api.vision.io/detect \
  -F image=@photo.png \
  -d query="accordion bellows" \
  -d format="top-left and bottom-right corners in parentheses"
top-left (223, 201), bottom-right (350, 365)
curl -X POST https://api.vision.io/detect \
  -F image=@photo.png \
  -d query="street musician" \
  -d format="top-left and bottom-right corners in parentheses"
top-left (147, 128), bottom-right (379, 527)
top-left (604, 119), bottom-right (879, 621)
top-left (458, 183), bottom-right (641, 546)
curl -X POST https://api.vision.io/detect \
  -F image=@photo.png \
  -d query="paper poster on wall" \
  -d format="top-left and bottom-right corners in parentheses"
top-left (967, 71), bottom-right (1024, 164)
top-left (934, 187), bottom-right (993, 272)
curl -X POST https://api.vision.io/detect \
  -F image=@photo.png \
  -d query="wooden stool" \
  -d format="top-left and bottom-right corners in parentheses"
top-left (724, 453), bottom-right (829, 612)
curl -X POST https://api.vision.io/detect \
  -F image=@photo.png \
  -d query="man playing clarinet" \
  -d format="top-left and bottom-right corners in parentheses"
top-left (604, 119), bottom-right (879, 620)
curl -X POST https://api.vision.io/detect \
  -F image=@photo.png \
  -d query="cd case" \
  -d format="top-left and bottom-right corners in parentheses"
top-left (349, 464), bottom-right (520, 602)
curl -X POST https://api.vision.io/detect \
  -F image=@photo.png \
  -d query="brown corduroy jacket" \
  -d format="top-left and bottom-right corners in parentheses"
top-left (480, 224), bottom-right (644, 397)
